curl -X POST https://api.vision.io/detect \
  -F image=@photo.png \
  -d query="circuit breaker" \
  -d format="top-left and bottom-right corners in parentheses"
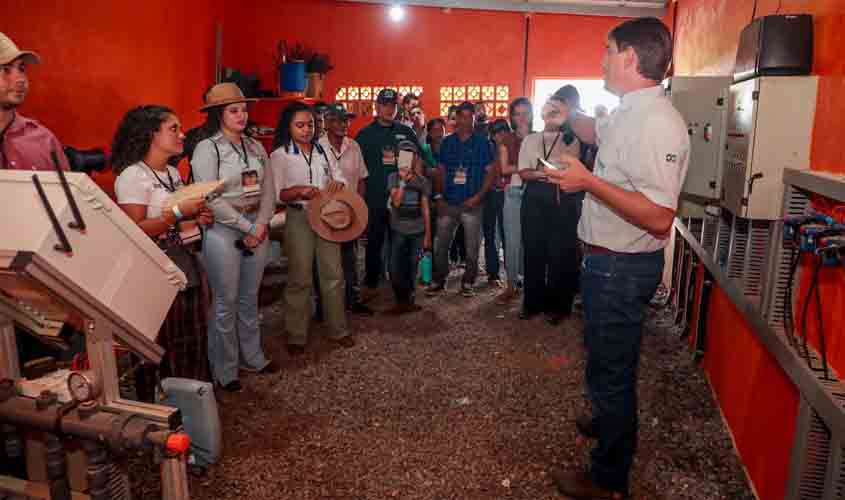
top-left (721, 76), bottom-right (818, 220)
top-left (665, 76), bottom-right (732, 209)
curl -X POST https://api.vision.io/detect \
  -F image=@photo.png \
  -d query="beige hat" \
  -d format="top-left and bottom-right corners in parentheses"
top-left (307, 190), bottom-right (369, 243)
top-left (200, 82), bottom-right (256, 112)
top-left (0, 32), bottom-right (41, 66)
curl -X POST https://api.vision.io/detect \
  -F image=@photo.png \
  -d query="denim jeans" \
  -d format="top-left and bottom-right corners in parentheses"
top-left (390, 230), bottom-right (423, 304)
top-left (503, 185), bottom-right (524, 287)
top-left (433, 204), bottom-right (483, 286)
top-left (482, 189), bottom-right (505, 279)
top-left (581, 249), bottom-right (664, 494)
top-left (203, 214), bottom-right (270, 385)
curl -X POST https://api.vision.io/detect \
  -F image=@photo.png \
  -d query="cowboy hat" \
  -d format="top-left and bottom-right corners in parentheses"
top-left (307, 190), bottom-right (368, 243)
top-left (200, 82), bottom-right (256, 112)
top-left (0, 32), bottom-right (40, 66)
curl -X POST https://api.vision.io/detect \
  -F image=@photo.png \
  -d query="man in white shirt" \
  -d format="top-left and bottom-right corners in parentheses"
top-left (319, 103), bottom-right (373, 316)
top-left (546, 17), bottom-right (690, 499)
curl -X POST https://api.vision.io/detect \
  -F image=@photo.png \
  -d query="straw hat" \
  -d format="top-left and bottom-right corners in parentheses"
top-left (307, 190), bottom-right (369, 243)
top-left (0, 32), bottom-right (40, 66)
top-left (200, 82), bottom-right (256, 112)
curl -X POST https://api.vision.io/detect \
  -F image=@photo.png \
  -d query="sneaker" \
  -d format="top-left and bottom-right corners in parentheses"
top-left (425, 283), bottom-right (445, 296)
top-left (460, 284), bottom-right (475, 297)
top-left (488, 278), bottom-right (504, 289)
top-left (240, 358), bottom-right (280, 374)
top-left (219, 380), bottom-right (242, 392)
top-left (347, 302), bottom-right (375, 316)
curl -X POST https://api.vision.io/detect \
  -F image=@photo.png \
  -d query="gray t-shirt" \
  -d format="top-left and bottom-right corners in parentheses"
top-left (387, 172), bottom-right (430, 235)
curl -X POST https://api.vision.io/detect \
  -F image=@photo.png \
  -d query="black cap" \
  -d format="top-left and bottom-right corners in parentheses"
top-left (455, 101), bottom-right (475, 114)
top-left (324, 103), bottom-right (357, 120)
top-left (376, 88), bottom-right (399, 104)
top-left (397, 139), bottom-right (419, 155)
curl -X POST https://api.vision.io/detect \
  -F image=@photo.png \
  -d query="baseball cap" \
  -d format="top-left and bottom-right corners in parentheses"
top-left (324, 103), bottom-right (357, 120)
top-left (376, 88), bottom-right (399, 104)
top-left (397, 139), bottom-right (419, 155)
top-left (0, 32), bottom-right (41, 66)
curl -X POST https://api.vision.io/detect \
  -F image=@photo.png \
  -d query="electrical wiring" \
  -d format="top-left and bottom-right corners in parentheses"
top-left (750, 0), bottom-right (758, 23)
top-left (783, 246), bottom-right (800, 348)
top-left (800, 255), bottom-right (830, 380)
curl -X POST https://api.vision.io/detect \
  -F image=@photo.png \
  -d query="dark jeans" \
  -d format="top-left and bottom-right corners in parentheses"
top-left (450, 224), bottom-right (466, 263)
top-left (522, 182), bottom-right (580, 316)
top-left (390, 230), bottom-right (423, 304)
top-left (581, 249), bottom-right (663, 494)
top-left (365, 207), bottom-right (390, 288)
top-left (342, 239), bottom-right (360, 306)
top-left (482, 189), bottom-right (505, 279)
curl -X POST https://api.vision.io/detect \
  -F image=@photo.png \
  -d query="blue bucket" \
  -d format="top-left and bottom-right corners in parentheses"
top-left (280, 61), bottom-right (306, 92)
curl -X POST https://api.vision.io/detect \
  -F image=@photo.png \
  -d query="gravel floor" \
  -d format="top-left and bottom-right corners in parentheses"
top-left (148, 268), bottom-right (753, 500)
top-left (137, 268), bottom-right (755, 500)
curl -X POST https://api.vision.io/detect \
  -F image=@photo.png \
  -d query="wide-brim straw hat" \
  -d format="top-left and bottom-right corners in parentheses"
top-left (0, 32), bottom-right (41, 66)
top-left (307, 190), bottom-right (369, 243)
top-left (200, 82), bottom-right (256, 112)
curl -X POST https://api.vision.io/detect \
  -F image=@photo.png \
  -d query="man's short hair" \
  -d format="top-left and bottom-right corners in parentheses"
top-left (610, 17), bottom-right (673, 82)
top-left (402, 93), bottom-right (419, 106)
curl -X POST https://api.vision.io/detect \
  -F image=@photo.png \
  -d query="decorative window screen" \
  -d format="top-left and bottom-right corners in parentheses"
top-left (336, 85), bottom-right (424, 117)
top-left (440, 85), bottom-right (509, 118)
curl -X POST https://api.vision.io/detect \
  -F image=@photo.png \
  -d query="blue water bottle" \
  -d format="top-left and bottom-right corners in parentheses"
top-left (420, 251), bottom-right (433, 285)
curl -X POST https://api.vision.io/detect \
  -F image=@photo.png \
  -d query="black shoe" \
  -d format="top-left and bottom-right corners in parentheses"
top-left (287, 345), bottom-right (306, 357)
top-left (519, 309), bottom-right (538, 320)
top-left (550, 469), bottom-right (624, 499)
top-left (545, 313), bottom-right (564, 326)
top-left (327, 336), bottom-right (356, 348)
top-left (220, 380), bottom-right (242, 392)
top-left (576, 414), bottom-right (598, 439)
top-left (347, 302), bottom-right (374, 316)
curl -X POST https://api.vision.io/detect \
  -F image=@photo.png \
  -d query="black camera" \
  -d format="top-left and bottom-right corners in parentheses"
top-left (234, 239), bottom-right (254, 257)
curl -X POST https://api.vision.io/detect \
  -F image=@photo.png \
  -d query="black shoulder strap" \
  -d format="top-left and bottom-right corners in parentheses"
top-left (212, 141), bottom-right (221, 179)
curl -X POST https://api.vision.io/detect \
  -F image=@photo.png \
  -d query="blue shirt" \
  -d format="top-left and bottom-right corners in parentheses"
top-left (439, 132), bottom-right (494, 205)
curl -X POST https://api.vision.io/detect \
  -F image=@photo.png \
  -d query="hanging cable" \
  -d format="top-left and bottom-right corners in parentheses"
top-left (522, 14), bottom-right (530, 97)
top-left (775, 0), bottom-right (783, 14)
top-left (800, 255), bottom-right (829, 379)
top-left (782, 247), bottom-right (799, 349)
top-left (750, 0), bottom-right (758, 23)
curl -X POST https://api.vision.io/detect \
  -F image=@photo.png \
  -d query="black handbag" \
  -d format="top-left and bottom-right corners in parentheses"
top-left (160, 230), bottom-right (203, 289)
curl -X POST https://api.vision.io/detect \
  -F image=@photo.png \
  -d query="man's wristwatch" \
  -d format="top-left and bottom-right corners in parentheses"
top-left (433, 193), bottom-right (443, 201)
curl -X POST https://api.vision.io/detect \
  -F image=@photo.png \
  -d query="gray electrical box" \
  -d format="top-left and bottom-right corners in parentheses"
top-left (665, 76), bottom-right (732, 211)
top-left (721, 76), bottom-right (818, 220)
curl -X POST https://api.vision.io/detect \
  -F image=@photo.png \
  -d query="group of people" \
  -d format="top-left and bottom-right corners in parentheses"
top-left (1, 14), bottom-right (690, 498)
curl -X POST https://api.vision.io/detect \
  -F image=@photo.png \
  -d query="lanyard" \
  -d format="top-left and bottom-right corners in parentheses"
top-left (300, 143), bottom-right (315, 186)
top-left (231, 137), bottom-right (249, 168)
top-left (143, 162), bottom-right (177, 193)
top-left (541, 131), bottom-right (561, 162)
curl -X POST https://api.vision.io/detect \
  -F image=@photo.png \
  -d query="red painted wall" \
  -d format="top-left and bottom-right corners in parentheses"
top-left (702, 286), bottom-right (799, 500)
top-left (220, 0), bottom-right (626, 134)
top-left (1, 0), bottom-right (220, 195)
top-left (674, 1), bottom-right (845, 498)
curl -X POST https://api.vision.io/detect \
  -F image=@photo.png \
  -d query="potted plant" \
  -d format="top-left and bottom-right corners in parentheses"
top-left (276, 41), bottom-right (308, 94)
top-left (305, 52), bottom-right (333, 99)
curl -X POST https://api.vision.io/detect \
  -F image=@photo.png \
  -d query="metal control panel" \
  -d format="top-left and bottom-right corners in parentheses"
top-left (721, 76), bottom-right (818, 220)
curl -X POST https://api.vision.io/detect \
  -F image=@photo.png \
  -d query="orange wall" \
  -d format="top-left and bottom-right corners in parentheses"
top-left (674, 0), bottom-right (845, 173)
top-left (1, 0), bottom-right (220, 194)
top-left (674, 1), bottom-right (845, 497)
top-left (702, 286), bottom-right (799, 500)
top-left (220, 0), bottom-right (626, 133)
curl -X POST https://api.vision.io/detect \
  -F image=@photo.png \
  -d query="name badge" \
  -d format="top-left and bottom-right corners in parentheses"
top-left (454, 165), bottom-right (467, 186)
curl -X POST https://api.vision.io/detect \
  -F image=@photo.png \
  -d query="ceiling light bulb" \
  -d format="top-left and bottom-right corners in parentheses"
top-left (389, 5), bottom-right (405, 22)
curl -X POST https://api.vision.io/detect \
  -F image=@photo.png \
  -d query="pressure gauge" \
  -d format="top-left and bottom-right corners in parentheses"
top-left (67, 371), bottom-right (101, 402)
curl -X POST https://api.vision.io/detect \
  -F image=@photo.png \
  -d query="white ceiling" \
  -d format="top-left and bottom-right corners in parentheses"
top-left (345, 0), bottom-right (669, 18)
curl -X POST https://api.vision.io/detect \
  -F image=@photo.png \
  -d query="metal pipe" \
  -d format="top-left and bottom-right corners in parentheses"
top-left (45, 432), bottom-right (71, 500)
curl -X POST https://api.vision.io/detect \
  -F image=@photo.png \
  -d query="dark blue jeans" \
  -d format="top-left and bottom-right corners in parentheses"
top-left (581, 249), bottom-right (664, 494)
top-left (482, 189), bottom-right (505, 279)
top-left (390, 230), bottom-right (423, 305)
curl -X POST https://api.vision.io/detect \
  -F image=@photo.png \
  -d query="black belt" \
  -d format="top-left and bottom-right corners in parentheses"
top-left (580, 241), bottom-right (622, 255)
top-left (287, 203), bottom-right (305, 210)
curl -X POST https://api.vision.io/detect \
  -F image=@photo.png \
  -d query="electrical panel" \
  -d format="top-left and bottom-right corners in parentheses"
top-left (721, 76), bottom-right (818, 220)
top-left (665, 76), bottom-right (732, 211)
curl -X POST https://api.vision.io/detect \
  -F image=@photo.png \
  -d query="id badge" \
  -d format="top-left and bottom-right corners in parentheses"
top-left (382, 145), bottom-right (397, 167)
top-left (241, 170), bottom-right (261, 198)
top-left (454, 166), bottom-right (467, 186)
